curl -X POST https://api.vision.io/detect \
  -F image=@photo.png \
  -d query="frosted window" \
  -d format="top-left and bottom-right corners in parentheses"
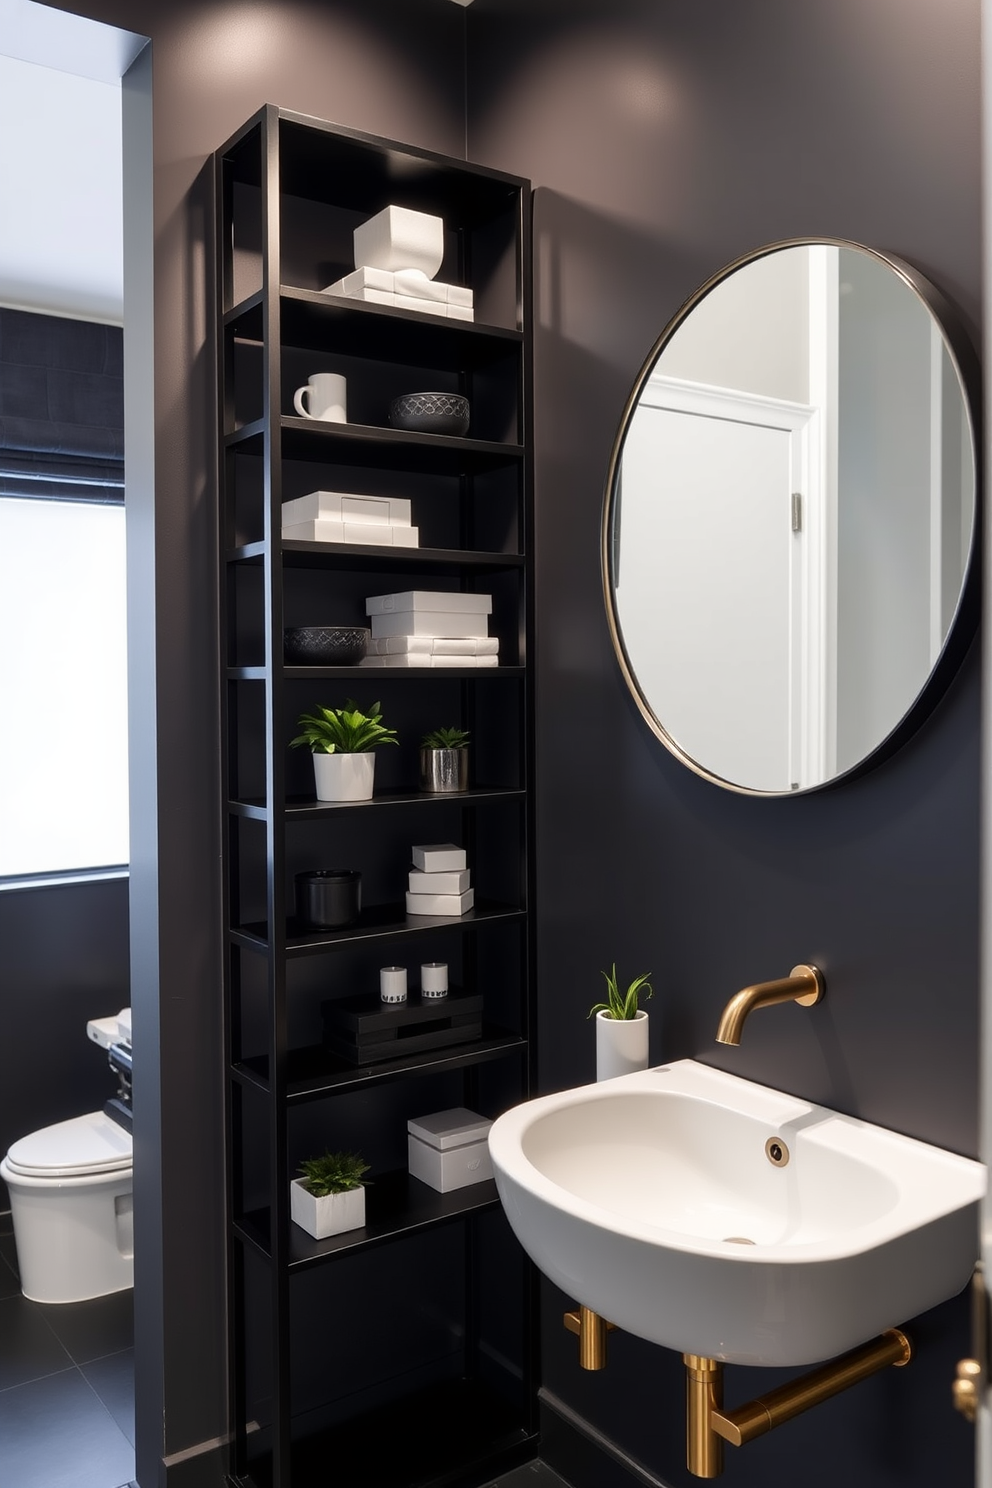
top-left (0, 497), bottom-right (128, 876)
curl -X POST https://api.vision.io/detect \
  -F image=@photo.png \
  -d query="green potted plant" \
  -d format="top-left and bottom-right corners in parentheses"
top-left (290, 700), bottom-right (398, 801)
top-left (290, 1149), bottom-right (371, 1238)
top-left (419, 725), bottom-right (470, 794)
top-left (588, 964), bottom-right (653, 1081)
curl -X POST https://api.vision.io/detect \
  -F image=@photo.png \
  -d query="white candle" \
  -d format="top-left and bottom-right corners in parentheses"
top-left (380, 966), bottom-right (407, 1003)
top-left (421, 962), bottom-right (448, 997)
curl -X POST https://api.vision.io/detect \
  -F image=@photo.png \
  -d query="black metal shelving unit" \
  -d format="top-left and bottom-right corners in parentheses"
top-left (216, 106), bottom-right (536, 1488)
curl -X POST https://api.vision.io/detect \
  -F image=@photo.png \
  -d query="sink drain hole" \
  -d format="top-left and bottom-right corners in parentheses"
top-left (765, 1136), bottom-right (790, 1167)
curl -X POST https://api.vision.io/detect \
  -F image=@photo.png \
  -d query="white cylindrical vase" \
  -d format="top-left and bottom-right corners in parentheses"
top-left (595, 1009), bottom-right (649, 1082)
top-left (312, 752), bottom-right (375, 802)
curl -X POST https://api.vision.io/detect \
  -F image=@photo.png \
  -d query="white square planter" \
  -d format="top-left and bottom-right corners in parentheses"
top-left (312, 751), bottom-right (375, 802)
top-left (290, 1178), bottom-right (366, 1239)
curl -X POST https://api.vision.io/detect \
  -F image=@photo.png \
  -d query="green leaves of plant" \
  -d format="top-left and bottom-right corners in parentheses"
top-left (588, 962), bottom-right (654, 1020)
top-left (298, 1150), bottom-right (371, 1197)
top-left (290, 699), bottom-right (399, 754)
top-left (421, 726), bottom-right (470, 749)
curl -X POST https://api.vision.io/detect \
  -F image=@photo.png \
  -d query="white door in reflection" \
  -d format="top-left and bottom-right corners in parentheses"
top-left (615, 377), bottom-right (824, 792)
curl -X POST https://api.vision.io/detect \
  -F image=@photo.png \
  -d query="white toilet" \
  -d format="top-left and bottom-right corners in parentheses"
top-left (1, 1009), bottom-right (134, 1304)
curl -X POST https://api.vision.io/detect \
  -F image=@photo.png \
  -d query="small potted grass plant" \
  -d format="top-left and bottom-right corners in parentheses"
top-left (588, 964), bottom-right (653, 1081)
top-left (290, 1150), bottom-right (371, 1239)
top-left (419, 725), bottom-right (470, 794)
top-left (290, 700), bottom-right (398, 801)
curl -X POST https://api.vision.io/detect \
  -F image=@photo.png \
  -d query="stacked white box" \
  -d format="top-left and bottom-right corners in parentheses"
top-left (363, 591), bottom-right (498, 661)
top-left (406, 844), bottom-right (473, 917)
top-left (281, 491), bottom-right (419, 548)
top-left (320, 206), bottom-right (475, 320)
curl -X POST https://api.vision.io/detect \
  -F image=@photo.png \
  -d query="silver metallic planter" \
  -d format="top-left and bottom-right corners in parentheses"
top-left (419, 746), bottom-right (469, 793)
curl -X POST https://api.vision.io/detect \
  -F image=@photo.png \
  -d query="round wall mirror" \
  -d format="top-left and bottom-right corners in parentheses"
top-left (603, 240), bottom-right (979, 795)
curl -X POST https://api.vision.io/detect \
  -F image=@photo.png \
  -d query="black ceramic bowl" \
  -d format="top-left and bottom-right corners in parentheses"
top-left (389, 391), bottom-right (470, 438)
top-left (283, 626), bottom-right (370, 666)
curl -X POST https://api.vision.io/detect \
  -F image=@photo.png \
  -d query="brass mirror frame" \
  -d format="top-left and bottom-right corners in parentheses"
top-left (601, 238), bottom-right (982, 797)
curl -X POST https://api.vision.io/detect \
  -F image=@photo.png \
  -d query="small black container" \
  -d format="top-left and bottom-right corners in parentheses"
top-left (295, 869), bottom-right (362, 929)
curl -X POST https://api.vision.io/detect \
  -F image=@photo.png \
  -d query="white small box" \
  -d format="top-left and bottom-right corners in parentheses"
top-left (282, 519), bottom-right (420, 548)
top-left (283, 492), bottom-right (412, 527)
top-left (366, 591), bottom-right (493, 615)
top-left (409, 868), bottom-right (470, 895)
top-left (407, 1108), bottom-right (493, 1193)
top-left (322, 266), bottom-right (396, 297)
top-left (406, 888), bottom-right (475, 916)
top-left (412, 844), bottom-right (467, 872)
top-left (446, 305), bottom-right (475, 322)
top-left (370, 611), bottom-right (490, 639)
top-left (354, 206), bottom-right (445, 278)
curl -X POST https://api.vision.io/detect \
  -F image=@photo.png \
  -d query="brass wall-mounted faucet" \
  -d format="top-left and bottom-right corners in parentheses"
top-left (715, 965), bottom-right (825, 1046)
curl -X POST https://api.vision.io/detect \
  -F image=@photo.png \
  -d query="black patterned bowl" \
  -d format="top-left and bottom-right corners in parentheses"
top-left (283, 626), bottom-right (370, 666)
top-left (389, 391), bottom-right (470, 438)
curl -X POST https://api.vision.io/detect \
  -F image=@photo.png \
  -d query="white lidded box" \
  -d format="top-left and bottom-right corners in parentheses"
top-left (366, 590), bottom-right (492, 615)
top-left (353, 205), bottom-right (445, 278)
top-left (408, 1108), bottom-right (493, 1193)
top-left (283, 492), bottom-right (412, 527)
top-left (370, 611), bottom-right (490, 639)
top-left (405, 888), bottom-right (475, 917)
top-left (412, 844), bottom-right (467, 872)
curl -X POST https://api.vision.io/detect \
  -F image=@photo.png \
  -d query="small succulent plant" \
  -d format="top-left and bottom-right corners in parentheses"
top-left (588, 964), bottom-right (653, 1021)
top-left (297, 1150), bottom-right (371, 1197)
top-left (421, 726), bottom-right (470, 749)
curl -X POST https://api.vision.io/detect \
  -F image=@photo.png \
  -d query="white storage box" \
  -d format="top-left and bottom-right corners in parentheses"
top-left (283, 519), bottom-right (420, 548)
top-left (282, 492), bottom-right (412, 527)
top-left (409, 868), bottom-right (471, 895)
top-left (407, 1108), bottom-right (493, 1193)
top-left (354, 205), bottom-right (445, 278)
top-left (370, 636), bottom-right (498, 655)
top-left (366, 590), bottom-right (492, 616)
top-left (370, 611), bottom-right (490, 639)
top-left (412, 844), bottom-right (467, 872)
top-left (406, 888), bottom-right (475, 917)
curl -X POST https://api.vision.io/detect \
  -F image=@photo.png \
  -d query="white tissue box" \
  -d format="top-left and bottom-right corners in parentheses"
top-left (407, 1108), bottom-right (493, 1193)
top-left (354, 206), bottom-right (445, 278)
top-left (366, 590), bottom-right (492, 615)
top-left (409, 868), bottom-right (471, 895)
top-left (282, 492), bottom-right (411, 527)
top-left (412, 844), bottom-right (467, 873)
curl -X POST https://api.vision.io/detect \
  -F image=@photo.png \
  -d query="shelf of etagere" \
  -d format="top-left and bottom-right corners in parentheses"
top-left (225, 286), bottom-right (523, 364)
top-left (227, 664), bottom-right (525, 682)
top-left (235, 1171), bottom-right (502, 1270)
top-left (228, 785), bottom-right (526, 821)
top-left (225, 416), bottom-right (524, 474)
top-left (232, 1024), bottom-right (526, 1102)
top-left (230, 900), bottom-right (527, 958)
top-left (226, 539), bottom-right (525, 569)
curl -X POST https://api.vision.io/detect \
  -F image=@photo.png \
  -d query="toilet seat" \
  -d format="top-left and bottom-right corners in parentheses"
top-left (5, 1110), bottom-right (132, 1179)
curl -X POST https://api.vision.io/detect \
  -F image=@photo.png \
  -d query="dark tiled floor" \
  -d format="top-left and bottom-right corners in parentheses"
top-left (0, 1213), bottom-right (135, 1488)
top-left (487, 1465), bottom-right (572, 1487)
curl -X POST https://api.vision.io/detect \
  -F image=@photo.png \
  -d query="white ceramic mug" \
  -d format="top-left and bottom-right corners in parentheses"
top-left (293, 372), bottom-right (347, 422)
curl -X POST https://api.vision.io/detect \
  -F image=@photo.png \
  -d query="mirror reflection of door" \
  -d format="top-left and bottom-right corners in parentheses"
top-left (608, 242), bottom-right (976, 794)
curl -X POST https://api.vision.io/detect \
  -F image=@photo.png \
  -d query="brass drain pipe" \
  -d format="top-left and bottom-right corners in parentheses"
top-left (685, 1328), bottom-right (912, 1478)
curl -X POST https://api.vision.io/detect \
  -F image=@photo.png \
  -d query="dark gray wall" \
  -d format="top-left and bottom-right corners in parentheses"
top-left (41, 2), bottom-right (466, 1484)
top-left (0, 880), bottom-right (130, 1208)
top-left (467, 2), bottom-right (981, 1486)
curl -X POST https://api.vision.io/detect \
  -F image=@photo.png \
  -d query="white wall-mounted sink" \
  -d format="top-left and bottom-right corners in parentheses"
top-left (489, 1060), bottom-right (985, 1366)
